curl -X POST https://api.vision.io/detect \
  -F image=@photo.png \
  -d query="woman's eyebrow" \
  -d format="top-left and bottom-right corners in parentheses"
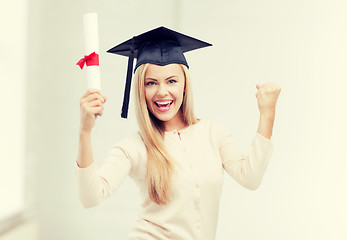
top-left (165, 75), bottom-right (178, 80)
top-left (144, 78), bottom-right (158, 81)
top-left (145, 76), bottom-right (178, 81)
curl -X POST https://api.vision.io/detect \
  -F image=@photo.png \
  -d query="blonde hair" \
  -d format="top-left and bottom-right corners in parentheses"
top-left (133, 63), bottom-right (198, 205)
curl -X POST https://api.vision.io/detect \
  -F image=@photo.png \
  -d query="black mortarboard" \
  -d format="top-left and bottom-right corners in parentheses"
top-left (107, 26), bottom-right (212, 118)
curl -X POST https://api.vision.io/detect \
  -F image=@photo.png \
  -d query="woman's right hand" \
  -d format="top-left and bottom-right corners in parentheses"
top-left (79, 89), bottom-right (107, 132)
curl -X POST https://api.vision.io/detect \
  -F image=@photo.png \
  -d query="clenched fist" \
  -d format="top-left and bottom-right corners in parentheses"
top-left (255, 82), bottom-right (281, 117)
top-left (80, 89), bottom-right (107, 132)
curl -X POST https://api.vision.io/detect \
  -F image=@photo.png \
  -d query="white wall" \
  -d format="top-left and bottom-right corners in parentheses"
top-left (0, 221), bottom-right (38, 240)
top-left (17, 0), bottom-right (347, 239)
top-left (0, 0), bottom-right (27, 222)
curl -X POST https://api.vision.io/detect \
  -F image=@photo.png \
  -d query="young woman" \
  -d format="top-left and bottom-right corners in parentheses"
top-left (75, 27), bottom-right (281, 240)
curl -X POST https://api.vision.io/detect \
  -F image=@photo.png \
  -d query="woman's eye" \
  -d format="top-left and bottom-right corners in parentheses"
top-left (168, 79), bottom-right (177, 84)
top-left (145, 82), bottom-right (156, 86)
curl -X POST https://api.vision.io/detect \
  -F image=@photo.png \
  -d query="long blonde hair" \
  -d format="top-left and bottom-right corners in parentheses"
top-left (133, 63), bottom-right (197, 205)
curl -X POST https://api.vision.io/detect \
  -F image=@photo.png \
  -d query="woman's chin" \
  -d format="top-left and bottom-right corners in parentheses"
top-left (153, 113), bottom-right (174, 123)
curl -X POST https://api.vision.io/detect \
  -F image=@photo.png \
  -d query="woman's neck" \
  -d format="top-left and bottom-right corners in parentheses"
top-left (162, 111), bottom-right (188, 132)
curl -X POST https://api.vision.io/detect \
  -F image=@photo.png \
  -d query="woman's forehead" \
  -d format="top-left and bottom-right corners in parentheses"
top-left (145, 63), bottom-right (184, 78)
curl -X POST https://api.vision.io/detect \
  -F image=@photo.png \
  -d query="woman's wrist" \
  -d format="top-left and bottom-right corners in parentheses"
top-left (259, 110), bottom-right (275, 121)
top-left (78, 129), bottom-right (94, 168)
top-left (257, 112), bottom-right (275, 139)
top-left (80, 127), bottom-right (92, 137)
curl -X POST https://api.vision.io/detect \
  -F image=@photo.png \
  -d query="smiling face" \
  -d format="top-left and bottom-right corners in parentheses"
top-left (144, 64), bottom-right (186, 131)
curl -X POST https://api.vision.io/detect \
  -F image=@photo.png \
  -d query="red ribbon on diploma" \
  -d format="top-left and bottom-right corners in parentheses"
top-left (76, 52), bottom-right (99, 69)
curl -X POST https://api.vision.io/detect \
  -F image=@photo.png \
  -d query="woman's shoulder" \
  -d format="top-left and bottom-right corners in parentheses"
top-left (110, 131), bottom-right (146, 162)
top-left (104, 132), bottom-right (147, 180)
top-left (194, 119), bottom-right (230, 133)
top-left (193, 119), bottom-right (232, 144)
top-left (117, 131), bottom-right (143, 145)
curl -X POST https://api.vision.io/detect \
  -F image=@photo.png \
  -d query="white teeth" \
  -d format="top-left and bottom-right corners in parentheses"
top-left (156, 101), bottom-right (172, 106)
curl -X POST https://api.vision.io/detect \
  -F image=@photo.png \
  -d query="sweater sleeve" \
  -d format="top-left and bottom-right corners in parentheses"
top-left (74, 144), bottom-right (133, 208)
top-left (215, 122), bottom-right (273, 190)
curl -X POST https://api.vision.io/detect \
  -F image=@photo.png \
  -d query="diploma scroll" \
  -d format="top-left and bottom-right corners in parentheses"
top-left (83, 13), bottom-right (101, 90)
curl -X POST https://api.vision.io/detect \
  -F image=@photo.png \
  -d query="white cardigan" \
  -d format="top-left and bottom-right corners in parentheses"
top-left (74, 119), bottom-right (273, 240)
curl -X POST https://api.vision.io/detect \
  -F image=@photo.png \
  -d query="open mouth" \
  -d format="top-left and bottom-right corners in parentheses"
top-left (154, 100), bottom-right (173, 110)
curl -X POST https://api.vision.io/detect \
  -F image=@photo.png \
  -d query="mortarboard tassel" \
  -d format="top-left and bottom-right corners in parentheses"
top-left (121, 37), bottom-right (135, 118)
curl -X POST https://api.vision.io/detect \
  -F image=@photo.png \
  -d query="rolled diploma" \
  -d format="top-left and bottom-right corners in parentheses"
top-left (84, 13), bottom-right (100, 90)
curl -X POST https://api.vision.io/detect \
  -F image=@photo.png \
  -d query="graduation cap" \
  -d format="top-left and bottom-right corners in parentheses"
top-left (107, 26), bottom-right (212, 118)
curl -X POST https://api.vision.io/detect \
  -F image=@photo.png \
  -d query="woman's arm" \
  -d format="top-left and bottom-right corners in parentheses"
top-left (75, 89), bottom-right (135, 209)
top-left (75, 89), bottom-right (109, 208)
top-left (220, 131), bottom-right (273, 190)
top-left (78, 131), bottom-right (94, 168)
top-left (77, 89), bottom-right (107, 168)
top-left (220, 83), bottom-right (280, 189)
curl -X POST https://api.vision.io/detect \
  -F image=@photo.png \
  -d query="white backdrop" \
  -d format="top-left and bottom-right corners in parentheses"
top-left (0, 0), bottom-right (27, 223)
top-left (5, 0), bottom-right (347, 239)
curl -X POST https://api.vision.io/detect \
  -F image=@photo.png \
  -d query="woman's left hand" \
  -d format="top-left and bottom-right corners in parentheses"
top-left (255, 82), bottom-right (281, 117)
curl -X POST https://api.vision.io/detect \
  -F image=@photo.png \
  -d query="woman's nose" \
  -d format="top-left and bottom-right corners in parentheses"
top-left (156, 84), bottom-right (168, 96)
